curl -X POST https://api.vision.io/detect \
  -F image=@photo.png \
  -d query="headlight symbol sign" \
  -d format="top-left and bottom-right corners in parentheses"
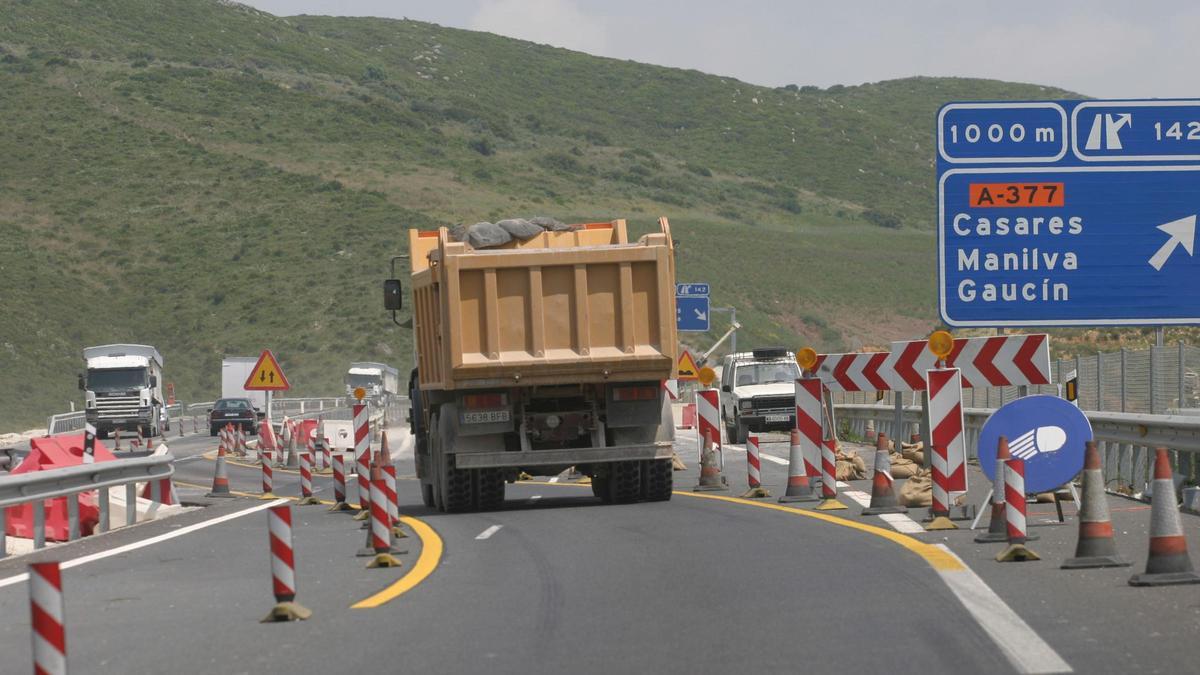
top-left (978, 395), bottom-right (1091, 495)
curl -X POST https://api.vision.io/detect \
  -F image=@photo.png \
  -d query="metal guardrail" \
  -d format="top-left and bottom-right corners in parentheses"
top-left (0, 454), bottom-right (175, 558)
top-left (835, 403), bottom-right (1200, 497)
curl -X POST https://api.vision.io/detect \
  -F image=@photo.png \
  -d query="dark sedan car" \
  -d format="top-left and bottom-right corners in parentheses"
top-left (208, 398), bottom-right (262, 436)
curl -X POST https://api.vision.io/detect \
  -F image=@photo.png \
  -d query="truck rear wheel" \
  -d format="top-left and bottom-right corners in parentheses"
top-left (420, 483), bottom-right (435, 508)
top-left (475, 469), bottom-right (506, 510)
top-left (641, 459), bottom-right (673, 501)
top-left (439, 453), bottom-right (473, 513)
top-left (607, 461), bottom-right (641, 504)
top-left (591, 475), bottom-right (611, 502)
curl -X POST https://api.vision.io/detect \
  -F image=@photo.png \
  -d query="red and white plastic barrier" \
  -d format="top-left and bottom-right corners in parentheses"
top-left (29, 561), bottom-right (66, 675)
top-left (926, 368), bottom-right (967, 493)
top-left (746, 434), bottom-right (762, 489)
top-left (332, 454), bottom-right (347, 504)
top-left (795, 378), bottom-right (824, 483)
top-left (820, 438), bottom-right (838, 500)
top-left (1005, 458), bottom-right (1029, 544)
top-left (931, 444), bottom-right (951, 517)
top-left (261, 450), bottom-right (274, 496)
top-left (353, 403), bottom-right (371, 513)
top-left (696, 389), bottom-right (720, 467)
top-left (268, 504), bottom-right (297, 602)
top-left (369, 468), bottom-right (390, 553)
top-left (300, 452), bottom-right (314, 500)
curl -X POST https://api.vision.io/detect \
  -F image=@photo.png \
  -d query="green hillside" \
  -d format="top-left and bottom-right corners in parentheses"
top-left (0, 0), bottom-right (1079, 429)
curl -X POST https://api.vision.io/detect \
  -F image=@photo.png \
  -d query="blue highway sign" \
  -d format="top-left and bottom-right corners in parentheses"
top-left (676, 283), bottom-right (710, 296)
top-left (977, 395), bottom-right (1092, 495)
top-left (937, 100), bottom-right (1200, 327)
top-left (676, 296), bottom-right (710, 332)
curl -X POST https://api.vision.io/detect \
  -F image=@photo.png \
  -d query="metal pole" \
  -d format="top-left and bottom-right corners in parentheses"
top-left (33, 501), bottom-right (45, 549)
top-left (1075, 354), bottom-right (1082, 410)
top-left (730, 308), bottom-right (737, 354)
top-left (67, 493), bottom-right (80, 541)
top-left (1096, 352), bottom-right (1104, 412)
top-left (892, 392), bottom-right (903, 448)
top-left (266, 390), bottom-right (273, 426)
top-left (98, 487), bottom-right (110, 533)
top-left (1156, 327), bottom-right (1165, 347)
top-left (919, 389), bottom-right (932, 469)
top-left (0, 507), bottom-right (6, 559)
top-left (1180, 341), bottom-right (1187, 410)
top-left (1150, 344), bottom-right (1158, 414)
top-left (125, 483), bottom-right (137, 526)
top-left (1120, 348), bottom-right (1127, 413)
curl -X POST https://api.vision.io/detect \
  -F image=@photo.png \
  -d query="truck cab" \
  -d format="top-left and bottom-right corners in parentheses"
top-left (719, 347), bottom-right (798, 443)
top-left (345, 362), bottom-right (400, 406)
top-left (80, 344), bottom-right (168, 438)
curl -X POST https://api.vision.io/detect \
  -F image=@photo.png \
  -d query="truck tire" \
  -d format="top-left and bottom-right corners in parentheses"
top-left (591, 475), bottom-right (611, 502)
top-left (440, 454), bottom-right (473, 513)
top-left (640, 459), bottom-right (673, 502)
top-left (475, 469), bottom-right (506, 510)
top-left (420, 483), bottom-right (435, 508)
top-left (607, 461), bottom-right (641, 504)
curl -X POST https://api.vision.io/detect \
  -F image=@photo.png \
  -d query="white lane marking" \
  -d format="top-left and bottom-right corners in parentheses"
top-left (526, 495), bottom-right (542, 504)
top-left (177, 456), bottom-right (206, 464)
top-left (475, 525), bottom-right (503, 540)
top-left (843, 489), bottom-right (872, 507)
top-left (549, 476), bottom-right (561, 483)
top-left (878, 513), bottom-right (926, 534)
top-left (0, 499), bottom-right (289, 591)
top-left (933, 544), bottom-right (1072, 674)
top-left (722, 444), bottom-right (788, 465)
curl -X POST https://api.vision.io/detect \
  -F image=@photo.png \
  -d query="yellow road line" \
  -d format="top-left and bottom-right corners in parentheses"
top-left (351, 516), bottom-right (444, 609)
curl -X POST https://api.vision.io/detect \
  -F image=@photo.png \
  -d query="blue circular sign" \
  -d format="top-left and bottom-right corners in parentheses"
top-left (978, 395), bottom-right (1092, 494)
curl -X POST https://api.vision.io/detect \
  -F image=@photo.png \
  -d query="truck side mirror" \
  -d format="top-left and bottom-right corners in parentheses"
top-left (384, 279), bottom-right (403, 311)
top-left (77, 374), bottom-right (85, 391)
top-left (149, 376), bottom-right (157, 387)
top-left (721, 384), bottom-right (731, 393)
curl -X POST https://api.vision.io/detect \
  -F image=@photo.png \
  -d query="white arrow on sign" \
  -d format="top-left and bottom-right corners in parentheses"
top-left (1148, 214), bottom-right (1196, 271)
top-left (694, 308), bottom-right (707, 321)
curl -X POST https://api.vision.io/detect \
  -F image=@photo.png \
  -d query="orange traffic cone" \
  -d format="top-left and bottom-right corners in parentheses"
top-left (862, 433), bottom-right (907, 515)
top-left (693, 428), bottom-right (728, 492)
top-left (1129, 448), bottom-right (1200, 586)
top-left (206, 442), bottom-right (234, 498)
top-left (779, 429), bottom-right (819, 503)
top-left (1062, 441), bottom-right (1128, 569)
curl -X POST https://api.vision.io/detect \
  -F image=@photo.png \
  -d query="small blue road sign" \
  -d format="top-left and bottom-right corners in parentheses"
top-left (676, 296), bottom-right (710, 332)
top-left (938, 100), bottom-right (1200, 327)
top-left (676, 283), bottom-right (710, 296)
top-left (978, 395), bottom-right (1092, 494)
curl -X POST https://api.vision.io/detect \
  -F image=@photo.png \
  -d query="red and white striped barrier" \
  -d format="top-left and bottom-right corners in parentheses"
top-left (794, 378), bottom-right (823, 485)
top-left (329, 453), bottom-right (353, 512)
top-left (926, 368), bottom-right (967, 493)
top-left (380, 434), bottom-right (402, 535)
top-left (29, 561), bottom-right (66, 675)
top-left (996, 458), bottom-right (1040, 562)
top-left (815, 438), bottom-right (847, 510)
top-left (306, 431), bottom-right (318, 472)
top-left (263, 504), bottom-right (311, 621)
top-left (746, 434), bottom-right (762, 488)
top-left (353, 404), bottom-right (372, 520)
top-left (663, 379), bottom-right (679, 401)
top-left (364, 466), bottom-right (402, 568)
top-left (261, 450), bottom-right (275, 498)
top-left (696, 389), bottom-right (720, 465)
top-left (930, 444), bottom-right (952, 519)
top-left (297, 452), bottom-right (320, 505)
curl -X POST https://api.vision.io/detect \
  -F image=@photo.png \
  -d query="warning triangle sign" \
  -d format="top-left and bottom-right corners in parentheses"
top-left (244, 349), bottom-right (291, 391)
top-left (677, 350), bottom-right (700, 381)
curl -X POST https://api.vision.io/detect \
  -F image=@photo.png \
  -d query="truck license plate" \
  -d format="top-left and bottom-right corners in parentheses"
top-left (765, 414), bottom-right (790, 423)
top-left (462, 410), bottom-right (510, 424)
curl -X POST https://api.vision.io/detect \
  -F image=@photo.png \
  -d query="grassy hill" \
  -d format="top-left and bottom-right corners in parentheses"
top-left (0, 0), bottom-right (1139, 429)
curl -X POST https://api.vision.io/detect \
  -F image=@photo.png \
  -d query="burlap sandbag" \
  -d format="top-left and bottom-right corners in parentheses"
top-left (901, 444), bottom-right (925, 465)
top-left (890, 453), bottom-right (919, 479)
top-left (835, 448), bottom-right (867, 480)
top-left (900, 467), bottom-right (933, 507)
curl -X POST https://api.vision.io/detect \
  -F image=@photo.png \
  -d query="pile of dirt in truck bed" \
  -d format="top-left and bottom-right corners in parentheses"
top-left (450, 217), bottom-right (577, 249)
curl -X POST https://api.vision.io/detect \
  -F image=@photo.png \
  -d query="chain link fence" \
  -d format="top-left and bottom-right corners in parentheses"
top-left (830, 342), bottom-right (1200, 414)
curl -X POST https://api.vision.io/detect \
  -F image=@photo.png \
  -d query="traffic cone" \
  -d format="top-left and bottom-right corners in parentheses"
top-left (779, 429), bottom-right (819, 503)
top-left (1129, 448), bottom-right (1200, 586)
top-left (862, 433), bottom-right (907, 515)
top-left (976, 436), bottom-right (1036, 543)
top-left (996, 459), bottom-right (1040, 562)
top-left (693, 428), bottom-right (728, 492)
top-left (206, 442), bottom-right (235, 498)
top-left (1062, 441), bottom-right (1128, 569)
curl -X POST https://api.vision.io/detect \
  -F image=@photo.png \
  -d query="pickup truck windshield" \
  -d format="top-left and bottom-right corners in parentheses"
top-left (733, 362), bottom-right (799, 387)
top-left (87, 368), bottom-right (146, 392)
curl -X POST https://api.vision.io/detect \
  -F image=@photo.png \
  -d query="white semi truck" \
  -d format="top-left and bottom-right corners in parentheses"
top-left (80, 344), bottom-right (168, 438)
top-left (344, 362), bottom-right (400, 404)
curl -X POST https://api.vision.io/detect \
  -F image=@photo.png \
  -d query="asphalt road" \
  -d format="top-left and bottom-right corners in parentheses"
top-left (1, 427), bottom-right (1197, 674)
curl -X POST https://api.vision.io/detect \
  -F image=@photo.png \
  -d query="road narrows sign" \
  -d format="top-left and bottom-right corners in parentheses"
top-left (244, 349), bottom-right (291, 391)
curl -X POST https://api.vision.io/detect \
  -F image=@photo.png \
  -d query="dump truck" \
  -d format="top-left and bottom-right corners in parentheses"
top-left (384, 218), bottom-right (678, 512)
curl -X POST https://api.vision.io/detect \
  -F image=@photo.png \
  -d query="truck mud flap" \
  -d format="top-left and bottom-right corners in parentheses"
top-left (452, 443), bottom-right (674, 470)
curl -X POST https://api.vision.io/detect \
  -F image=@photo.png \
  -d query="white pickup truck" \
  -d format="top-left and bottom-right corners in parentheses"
top-left (719, 348), bottom-right (799, 443)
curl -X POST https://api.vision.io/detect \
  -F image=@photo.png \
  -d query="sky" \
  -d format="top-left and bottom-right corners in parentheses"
top-left (241, 0), bottom-right (1200, 98)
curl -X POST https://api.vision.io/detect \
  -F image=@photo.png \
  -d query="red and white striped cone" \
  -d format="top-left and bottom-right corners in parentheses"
top-left (740, 434), bottom-right (770, 498)
top-left (328, 453), bottom-right (354, 512)
top-left (380, 434), bottom-right (406, 539)
top-left (320, 432), bottom-right (333, 475)
top-left (1129, 448), bottom-right (1200, 586)
top-left (221, 425), bottom-right (231, 457)
top-left (996, 458), bottom-right (1040, 562)
top-left (206, 442), bottom-right (234, 498)
top-left (286, 423), bottom-right (300, 469)
top-left (863, 433), bottom-right (907, 515)
top-left (262, 504), bottom-right (312, 622)
top-left (29, 561), bottom-right (67, 675)
top-left (1062, 441), bottom-right (1128, 569)
top-left (779, 428), bottom-right (819, 503)
top-left (977, 436), bottom-right (1032, 543)
top-left (260, 450), bottom-right (277, 500)
top-left (692, 427), bottom-right (728, 492)
top-left (362, 466), bottom-right (405, 567)
top-left (352, 403), bottom-right (372, 521)
top-left (297, 452), bottom-right (321, 505)
top-left (925, 444), bottom-right (957, 530)
top-left (815, 438), bottom-right (847, 510)
top-left (305, 431), bottom-right (317, 473)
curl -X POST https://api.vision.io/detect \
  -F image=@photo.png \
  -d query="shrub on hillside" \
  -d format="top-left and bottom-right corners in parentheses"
top-left (862, 208), bottom-right (902, 229)
top-left (468, 137), bottom-right (495, 156)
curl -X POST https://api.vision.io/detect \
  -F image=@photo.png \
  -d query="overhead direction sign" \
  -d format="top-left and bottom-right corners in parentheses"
top-left (244, 349), bottom-right (291, 391)
top-left (938, 99), bottom-right (1200, 327)
top-left (676, 296), bottom-right (710, 332)
top-left (676, 350), bottom-right (700, 381)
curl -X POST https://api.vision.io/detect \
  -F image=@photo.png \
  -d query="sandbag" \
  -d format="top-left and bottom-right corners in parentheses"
top-left (889, 454), bottom-right (919, 479)
top-left (466, 222), bottom-right (512, 249)
top-left (497, 218), bottom-right (543, 240)
top-left (530, 215), bottom-right (573, 231)
top-left (900, 468), bottom-right (933, 507)
top-left (901, 446), bottom-right (925, 465)
top-left (836, 460), bottom-right (858, 482)
top-left (834, 448), bottom-right (867, 480)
